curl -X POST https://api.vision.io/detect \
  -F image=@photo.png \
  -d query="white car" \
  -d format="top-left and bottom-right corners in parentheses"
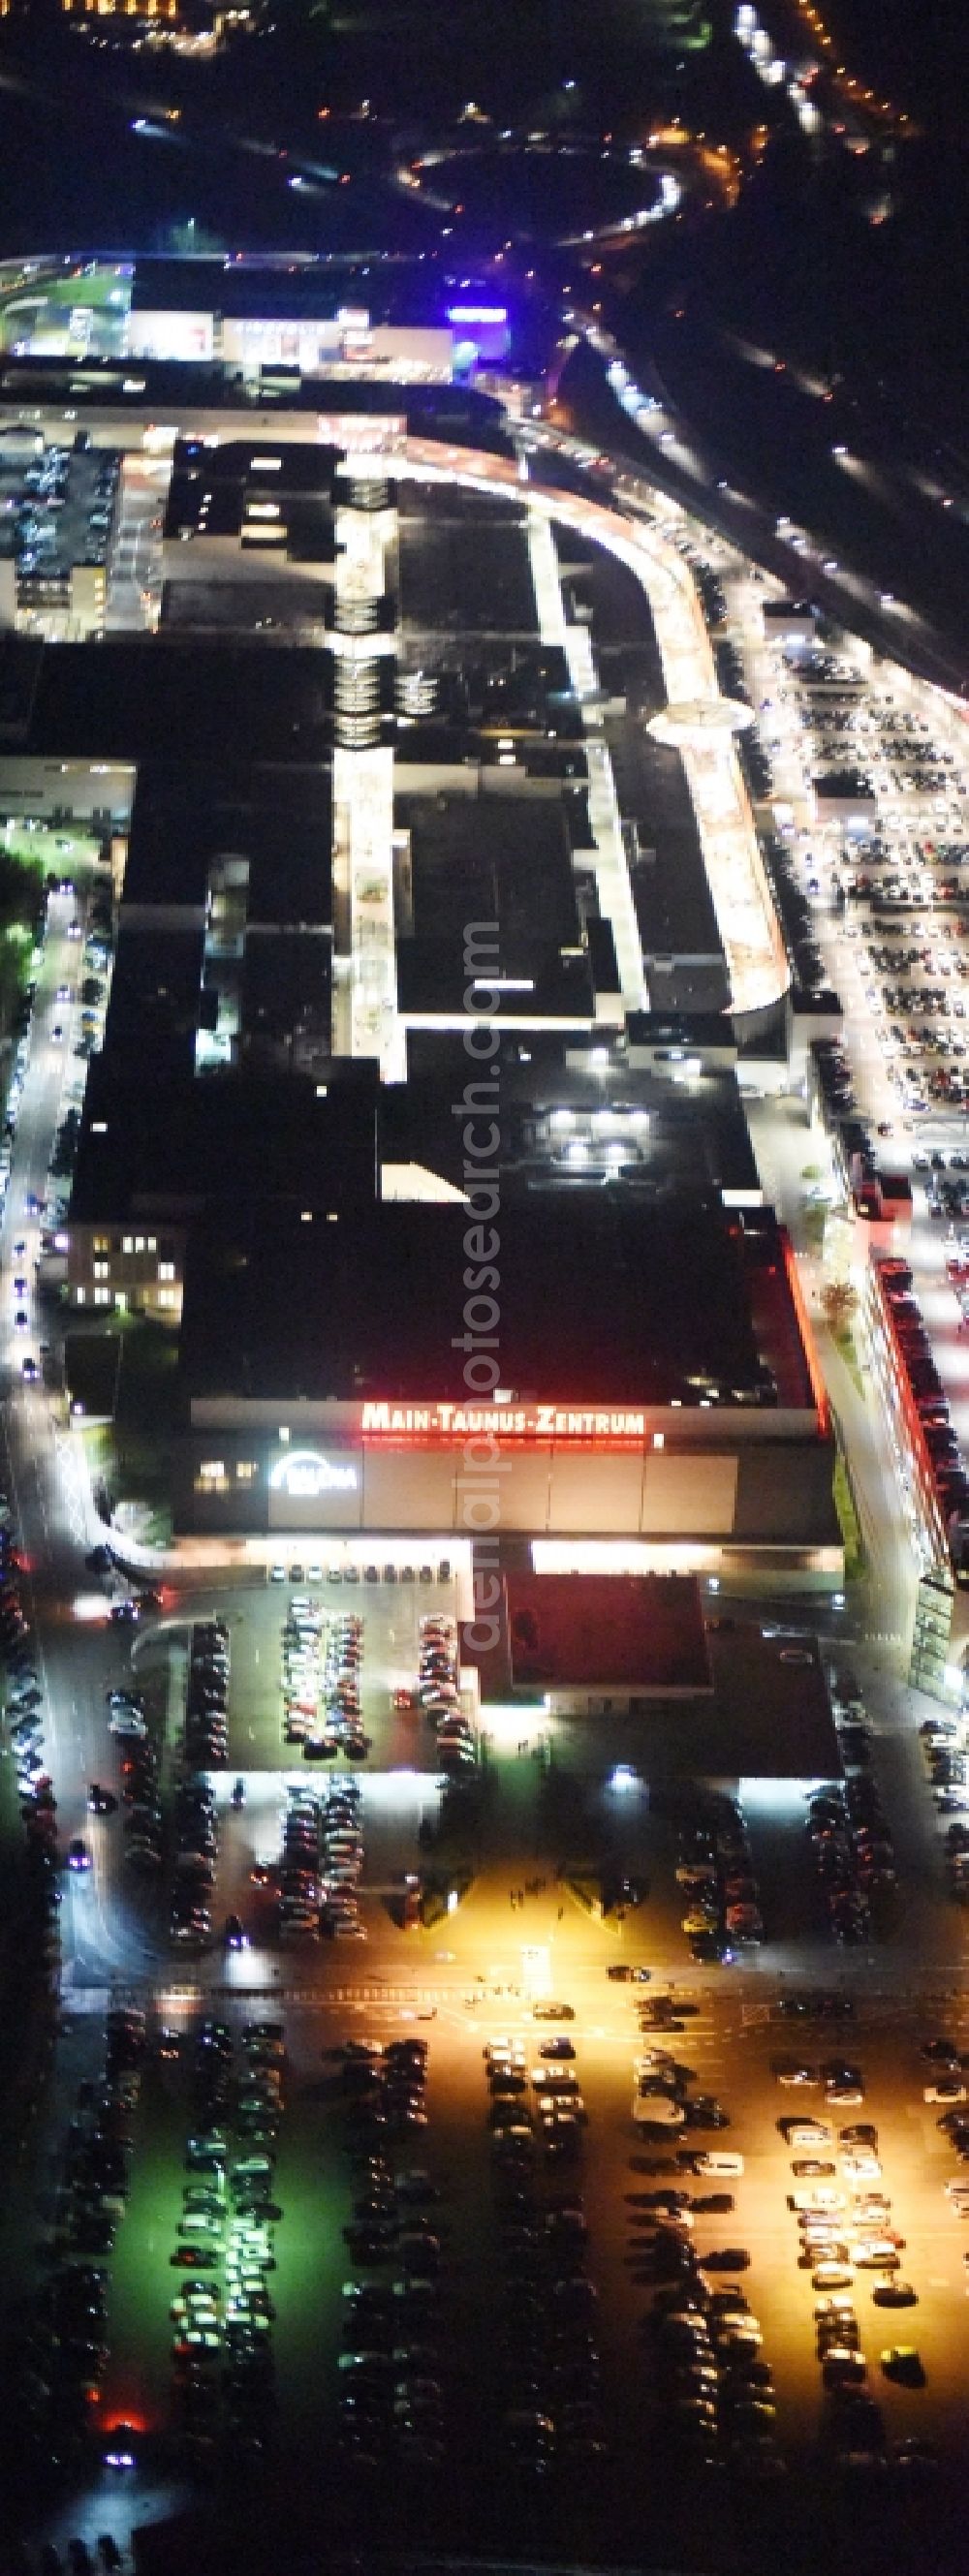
top-left (632, 2091), bottom-right (684, 2126)
top-left (840, 2154), bottom-right (883, 2182)
top-left (923, 2081), bottom-right (966, 2106)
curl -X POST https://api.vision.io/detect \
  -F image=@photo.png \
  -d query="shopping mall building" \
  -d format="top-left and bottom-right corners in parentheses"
top-left (172, 1192), bottom-right (842, 1593)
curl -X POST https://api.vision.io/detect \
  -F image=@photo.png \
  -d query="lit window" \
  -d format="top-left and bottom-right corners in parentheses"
top-left (93, 1261), bottom-right (109, 1281)
top-left (76, 1287), bottom-right (85, 1306)
top-left (235, 1461), bottom-right (257, 1482)
top-left (196, 1462), bottom-right (228, 1494)
top-left (93, 1234), bottom-right (111, 1253)
top-left (146, 1235), bottom-right (157, 1253)
top-left (157, 1288), bottom-right (177, 1309)
top-left (135, 1235), bottom-right (145, 1253)
top-left (94, 1288), bottom-right (111, 1307)
top-left (158, 1261), bottom-right (175, 1282)
top-left (122, 1235), bottom-right (134, 1254)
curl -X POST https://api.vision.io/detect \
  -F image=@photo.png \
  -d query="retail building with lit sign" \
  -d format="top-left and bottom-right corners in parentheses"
top-left (173, 1191), bottom-right (841, 1589)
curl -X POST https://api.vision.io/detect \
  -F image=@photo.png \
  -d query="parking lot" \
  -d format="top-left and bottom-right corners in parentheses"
top-left (12, 1560), bottom-right (969, 2565)
top-left (722, 603), bottom-right (969, 1505)
top-left (2, 436), bottom-right (122, 630)
top-left (43, 1971), bottom-right (969, 2566)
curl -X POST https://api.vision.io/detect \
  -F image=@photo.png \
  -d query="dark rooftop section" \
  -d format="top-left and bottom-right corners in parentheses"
top-left (399, 485), bottom-right (537, 637)
top-left (161, 577), bottom-right (331, 637)
top-left (71, 1057), bottom-right (378, 1228)
top-left (121, 761), bottom-right (332, 921)
top-left (462, 1587), bottom-right (838, 1776)
top-left (179, 1195), bottom-right (804, 1409)
top-left (0, 635), bottom-right (44, 740)
top-left (0, 357), bottom-right (513, 452)
top-left (396, 638), bottom-right (580, 729)
top-left (394, 789), bottom-right (596, 1022)
top-left (240, 930), bottom-right (331, 1070)
top-left (128, 262), bottom-right (413, 324)
top-left (549, 521), bottom-right (728, 1005)
top-left (98, 760), bottom-right (334, 1086)
top-left (696, 1624), bottom-right (841, 1783)
top-left (463, 1571), bottom-right (714, 1700)
top-left (382, 1026), bottom-right (760, 1210)
top-left (401, 789), bottom-right (578, 944)
top-left (396, 937), bottom-right (594, 1023)
top-left (63, 1331), bottom-right (122, 1425)
top-left (245, 775), bottom-right (334, 927)
top-left (103, 921), bottom-right (204, 1084)
top-left (5, 637), bottom-right (330, 763)
top-left (164, 435), bottom-right (342, 558)
top-left (175, 438), bottom-right (343, 495)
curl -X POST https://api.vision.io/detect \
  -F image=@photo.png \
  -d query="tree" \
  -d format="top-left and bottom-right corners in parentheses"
top-left (821, 1280), bottom-right (859, 1335)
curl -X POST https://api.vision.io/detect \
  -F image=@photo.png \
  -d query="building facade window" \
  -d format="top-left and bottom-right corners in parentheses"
top-left (93, 1260), bottom-right (109, 1281)
top-left (158, 1261), bottom-right (175, 1282)
top-left (235, 1461), bottom-right (258, 1482)
top-left (94, 1288), bottom-right (111, 1307)
top-left (122, 1235), bottom-right (134, 1254)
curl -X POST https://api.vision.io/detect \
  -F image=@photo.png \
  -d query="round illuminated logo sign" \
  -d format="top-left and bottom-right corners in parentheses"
top-left (270, 1449), bottom-right (358, 1498)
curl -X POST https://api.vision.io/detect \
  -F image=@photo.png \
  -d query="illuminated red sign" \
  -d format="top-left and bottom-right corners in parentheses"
top-left (360, 1401), bottom-right (649, 1442)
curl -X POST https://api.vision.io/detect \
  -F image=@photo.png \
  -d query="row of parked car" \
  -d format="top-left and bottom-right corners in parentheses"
top-left (806, 1779), bottom-right (885, 1945)
top-left (675, 1795), bottom-right (764, 1962)
top-left (270, 1777), bottom-right (366, 1942)
top-left (338, 2037), bottom-right (444, 2468)
top-left (873, 1256), bottom-right (968, 1526)
top-left (928, 1703), bottom-right (969, 1899)
top-left (184, 1617), bottom-right (231, 1769)
top-left (281, 1600), bottom-right (373, 1763)
top-left (780, 2084), bottom-right (927, 2465)
top-left (1, 1488), bottom-right (78, 1925)
top-left (922, 1711), bottom-right (969, 1816)
top-left (25, 2004), bottom-right (145, 2478)
top-left (0, 931), bottom-right (45, 1221)
top-left (648, 2276), bottom-right (783, 2483)
top-left (321, 1608), bottom-right (370, 1762)
top-left (486, 2032), bottom-right (587, 2170)
top-left (281, 1595), bottom-right (326, 1747)
top-left (496, 2167), bottom-right (606, 2477)
top-left (170, 1770), bottom-right (221, 1951)
top-left (634, 2049), bottom-right (782, 2484)
top-left (170, 2019), bottom-right (284, 2462)
top-left (417, 1615), bottom-right (475, 1771)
